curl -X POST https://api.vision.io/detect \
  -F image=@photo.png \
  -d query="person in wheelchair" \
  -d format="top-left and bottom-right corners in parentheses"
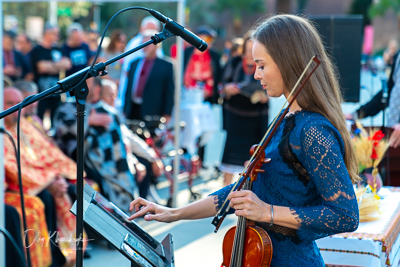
top-left (54, 77), bottom-right (136, 213)
top-left (101, 79), bottom-right (165, 202)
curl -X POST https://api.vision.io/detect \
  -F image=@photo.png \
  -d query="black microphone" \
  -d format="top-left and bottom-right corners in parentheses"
top-left (149, 9), bottom-right (208, 52)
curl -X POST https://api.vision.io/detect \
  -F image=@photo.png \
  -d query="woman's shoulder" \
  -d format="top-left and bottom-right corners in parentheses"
top-left (295, 111), bottom-right (341, 136)
top-left (296, 110), bottom-right (332, 125)
top-left (294, 111), bottom-right (345, 146)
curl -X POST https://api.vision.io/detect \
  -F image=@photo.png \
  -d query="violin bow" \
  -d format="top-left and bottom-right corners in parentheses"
top-left (212, 55), bottom-right (321, 232)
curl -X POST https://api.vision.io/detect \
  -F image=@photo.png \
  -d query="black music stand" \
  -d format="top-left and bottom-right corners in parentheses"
top-left (71, 184), bottom-right (174, 267)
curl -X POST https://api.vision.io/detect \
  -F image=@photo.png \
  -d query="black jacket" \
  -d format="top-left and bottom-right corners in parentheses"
top-left (124, 57), bottom-right (175, 120)
top-left (356, 52), bottom-right (399, 119)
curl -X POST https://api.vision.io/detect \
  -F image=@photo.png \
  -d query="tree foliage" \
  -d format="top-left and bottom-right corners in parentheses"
top-left (186, 0), bottom-right (216, 27)
top-left (58, 2), bottom-right (91, 31)
top-left (3, 2), bottom-right (91, 34)
top-left (99, 2), bottom-right (178, 37)
top-left (212, 0), bottom-right (265, 20)
top-left (3, 2), bottom-right (48, 31)
top-left (369, 0), bottom-right (400, 18)
top-left (348, 0), bottom-right (373, 26)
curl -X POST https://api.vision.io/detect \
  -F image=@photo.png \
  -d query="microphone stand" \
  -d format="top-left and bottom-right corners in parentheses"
top-left (381, 77), bottom-right (390, 185)
top-left (0, 28), bottom-right (175, 267)
top-left (381, 77), bottom-right (388, 128)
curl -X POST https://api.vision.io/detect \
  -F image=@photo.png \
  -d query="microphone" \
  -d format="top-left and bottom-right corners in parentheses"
top-left (149, 9), bottom-right (208, 52)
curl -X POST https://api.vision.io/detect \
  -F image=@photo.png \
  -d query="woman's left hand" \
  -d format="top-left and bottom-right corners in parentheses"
top-left (228, 190), bottom-right (270, 223)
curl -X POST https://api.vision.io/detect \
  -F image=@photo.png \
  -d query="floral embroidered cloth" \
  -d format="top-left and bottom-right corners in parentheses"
top-left (318, 187), bottom-right (400, 267)
top-left (4, 118), bottom-right (83, 264)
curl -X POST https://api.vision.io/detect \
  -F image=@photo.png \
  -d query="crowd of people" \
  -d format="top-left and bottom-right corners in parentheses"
top-left (3, 11), bottom-right (400, 267)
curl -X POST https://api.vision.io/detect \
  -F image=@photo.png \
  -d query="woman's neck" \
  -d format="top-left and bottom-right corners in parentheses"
top-left (287, 99), bottom-right (302, 113)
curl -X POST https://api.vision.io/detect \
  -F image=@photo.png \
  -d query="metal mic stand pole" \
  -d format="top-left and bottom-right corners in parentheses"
top-left (0, 28), bottom-right (175, 267)
top-left (381, 77), bottom-right (388, 128)
top-left (381, 77), bottom-right (390, 185)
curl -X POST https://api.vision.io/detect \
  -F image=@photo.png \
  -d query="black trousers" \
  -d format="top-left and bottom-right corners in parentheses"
top-left (37, 189), bottom-right (66, 267)
top-left (136, 156), bottom-right (156, 199)
top-left (5, 204), bottom-right (26, 267)
top-left (37, 95), bottom-right (61, 129)
top-left (129, 102), bottom-right (142, 120)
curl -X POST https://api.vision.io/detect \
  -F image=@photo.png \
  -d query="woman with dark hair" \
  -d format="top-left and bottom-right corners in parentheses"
top-left (220, 35), bottom-right (269, 186)
top-left (128, 14), bottom-right (359, 266)
top-left (100, 29), bottom-right (127, 86)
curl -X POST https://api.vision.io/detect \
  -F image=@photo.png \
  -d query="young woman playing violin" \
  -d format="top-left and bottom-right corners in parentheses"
top-left (128, 14), bottom-right (359, 266)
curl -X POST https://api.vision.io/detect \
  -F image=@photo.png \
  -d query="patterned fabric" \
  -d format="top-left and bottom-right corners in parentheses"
top-left (333, 187), bottom-right (400, 266)
top-left (210, 110), bottom-right (359, 266)
top-left (3, 118), bottom-right (82, 264)
top-left (53, 101), bottom-right (84, 158)
top-left (4, 118), bottom-right (77, 195)
top-left (54, 101), bottom-right (135, 213)
top-left (5, 192), bottom-right (52, 267)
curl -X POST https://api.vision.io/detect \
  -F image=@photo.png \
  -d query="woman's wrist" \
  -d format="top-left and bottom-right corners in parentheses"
top-left (269, 204), bottom-right (274, 226)
top-left (222, 86), bottom-right (231, 99)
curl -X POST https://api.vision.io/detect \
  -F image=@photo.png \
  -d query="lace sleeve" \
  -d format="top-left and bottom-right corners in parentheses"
top-left (208, 183), bottom-right (236, 214)
top-left (291, 120), bottom-right (359, 242)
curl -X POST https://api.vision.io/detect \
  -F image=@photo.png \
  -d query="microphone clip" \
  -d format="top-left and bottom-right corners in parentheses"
top-left (151, 26), bottom-right (175, 45)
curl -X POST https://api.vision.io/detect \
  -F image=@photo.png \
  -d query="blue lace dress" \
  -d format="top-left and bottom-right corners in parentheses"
top-left (210, 110), bottom-right (359, 266)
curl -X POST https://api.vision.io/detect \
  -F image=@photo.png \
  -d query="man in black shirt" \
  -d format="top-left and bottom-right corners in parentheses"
top-left (30, 22), bottom-right (71, 129)
top-left (61, 23), bottom-right (94, 77)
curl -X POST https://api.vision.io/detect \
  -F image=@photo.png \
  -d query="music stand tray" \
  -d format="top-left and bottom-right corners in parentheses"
top-left (71, 184), bottom-right (175, 267)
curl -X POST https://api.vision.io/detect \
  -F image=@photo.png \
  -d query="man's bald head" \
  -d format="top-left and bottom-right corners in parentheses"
top-left (100, 79), bottom-right (118, 107)
top-left (140, 16), bottom-right (160, 32)
top-left (3, 87), bottom-right (24, 127)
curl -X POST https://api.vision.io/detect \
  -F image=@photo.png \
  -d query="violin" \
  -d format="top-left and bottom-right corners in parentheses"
top-left (221, 145), bottom-right (273, 267)
top-left (215, 56), bottom-right (321, 267)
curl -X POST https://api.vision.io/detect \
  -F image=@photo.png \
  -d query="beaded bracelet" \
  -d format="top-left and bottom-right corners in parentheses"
top-left (270, 204), bottom-right (274, 226)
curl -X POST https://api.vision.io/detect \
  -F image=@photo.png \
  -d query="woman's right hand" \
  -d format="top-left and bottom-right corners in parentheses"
top-left (88, 109), bottom-right (112, 129)
top-left (390, 123), bottom-right (400, 148)
top-left (128, 197), bottom-right (176, 223)
top-left (223, 83), bottom-right (240, 98)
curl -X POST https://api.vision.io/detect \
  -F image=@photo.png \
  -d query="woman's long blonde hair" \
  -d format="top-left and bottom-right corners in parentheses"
top-left (252, 14), bottom-right (359, 183)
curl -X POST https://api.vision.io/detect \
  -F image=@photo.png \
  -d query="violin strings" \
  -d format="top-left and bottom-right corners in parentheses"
top-left (216, 56), bottom-right (318, 217)
top-left (230, 180), bottom-right (249, 267)
top-left (231, 216), bottom-right (246, 267)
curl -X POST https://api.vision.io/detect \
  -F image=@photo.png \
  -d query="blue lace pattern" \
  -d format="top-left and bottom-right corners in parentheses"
top-left (210, 111), bottom-right (359, 266)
